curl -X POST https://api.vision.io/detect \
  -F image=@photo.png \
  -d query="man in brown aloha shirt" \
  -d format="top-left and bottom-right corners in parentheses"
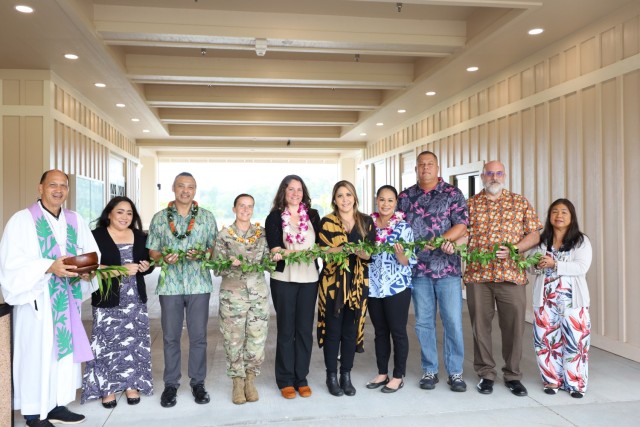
top-left (463, 160), bottom-right (542, 398)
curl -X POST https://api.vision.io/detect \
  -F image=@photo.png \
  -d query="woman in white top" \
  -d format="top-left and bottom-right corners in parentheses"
top-left (533, 198), bottom-right (592, 398)
top-left (265, 175), bottom-right (320, 399)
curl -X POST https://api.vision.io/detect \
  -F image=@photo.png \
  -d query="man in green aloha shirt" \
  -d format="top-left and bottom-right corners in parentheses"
top-left (147, 172), bottom-right (217, 408)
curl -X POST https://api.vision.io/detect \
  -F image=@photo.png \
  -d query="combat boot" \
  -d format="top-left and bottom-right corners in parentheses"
top-left (245, 371), bottom-right (259, 402)
top-left (232, 377), bottom-right (246, 404)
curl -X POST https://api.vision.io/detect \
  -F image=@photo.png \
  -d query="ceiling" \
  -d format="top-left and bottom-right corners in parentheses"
top-left (0, 0), bottom-right (634, 159)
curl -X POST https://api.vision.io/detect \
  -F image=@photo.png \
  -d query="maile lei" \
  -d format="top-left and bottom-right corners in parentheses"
top-left (281, 202), bottom-right (309, 244)
top-left (228, 223), bottom-right (263, 245)
top-left (167, 201), bottom-right (198, 239)
top-left (371, 211), bottom-right (405, 245)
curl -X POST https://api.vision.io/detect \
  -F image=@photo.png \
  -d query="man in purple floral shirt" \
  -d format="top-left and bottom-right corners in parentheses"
top-left (398, 151), bottom-right (469, 392)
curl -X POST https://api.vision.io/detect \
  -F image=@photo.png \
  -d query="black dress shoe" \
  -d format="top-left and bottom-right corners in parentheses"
top-left (126, 389), bottom-right (141, 405)
top-left (366, 376), bottom-right (389, 389)
top-left (477, 378), bottom-right (494, 394)
top-left (326, 373), bottom-right (344, 396)
top-left (570, 391), bottom-right (584, 399)
top-left (47, 406), bottom-right (86, 423)
top-left (543, 387), bottom-right (558, 395)
top-left (340, 372), bottom-right (356, 396)
top-left (505, 380), bottom-right (528, 396)
top-left (160, 386), bottom-right (178, 408)
top-left (381, 379), bottom-right (404, 394)
top-left (102, 398), bottom-right (117, 409)
top-left (192, 384), bottom-right (211, 404)
top-left (26, 419), bottom-right (54, 427)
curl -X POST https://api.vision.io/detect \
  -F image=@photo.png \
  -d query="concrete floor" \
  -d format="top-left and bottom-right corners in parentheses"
top-left (13, 270), bottom-right (640, 426)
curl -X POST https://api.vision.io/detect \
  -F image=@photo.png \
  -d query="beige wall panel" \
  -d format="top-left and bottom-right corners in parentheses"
top-left (508, 113), bottom-right (522, 196)
top-left (565, 47), bottom-right (578, 82)
top-left (3, 117), bottom-right (21, 220)
top-left (622, 16), bottom-right (639, 58)
top-left (509, 73), bottom-right (521, 104)
top-left (498, 79), bottom-right (508, 109)
top-left (580, 36), bottom-right (598, 75)
top-left (498, 116), bottom-right (509, 169)
top-left (623, 70), bottom-right (640, 347)
top-left (469, 93), bottom-right (478, 119)
top-left (25, 117), bottom-right (43, 197)
top-left (478, 123), bottom-right (488, 162)
top-left (534, 61), bottom-right (547, 92)
top-left (580, 85), bottom-right (604, 335)
top-left (487, 120), bottom-right (498, 165)
top-left (549, 98), bottom-right (566, 199)
top-left (521, 68), bottom-right (534, 98)
top-left (478, 89), bottom-right (488, 116)
top-left (460, 98), bottom-right (469, 122)
top-left (563, 92), bottom-right (583, 213)
top-left (488, 85), bottom-right (498, 112)
top-left (468, 127), bottom-right (479, 163)
top-left (461, 129), bottom-right (470, 165)
top-left (453, 133), bottom-right (461, 166)
top-left (25, 80), bottom-right (43, 106)
top-left (521, 108), bottom-right (536, 203)
top-left (601, 26), bottom-right (619, 67)
top-left (3, 80), bottom-right (20, 105)
top-left (601, 77), bottom-right (622, 341)
top-left (533, 104), bottom-right (549, 210)
top-left (549, 54), bottom-right (562, 87)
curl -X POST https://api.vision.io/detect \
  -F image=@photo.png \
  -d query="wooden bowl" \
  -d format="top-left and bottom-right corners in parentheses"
top-left (63, 252), bottom-right (99, 273)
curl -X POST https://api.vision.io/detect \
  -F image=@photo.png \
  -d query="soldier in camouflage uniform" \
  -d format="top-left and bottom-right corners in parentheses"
top-left (213, 194), bottom-right (271, 404)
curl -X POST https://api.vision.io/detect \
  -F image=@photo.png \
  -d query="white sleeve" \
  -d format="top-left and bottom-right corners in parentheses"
top-left (557, 236), bottom-right (592, 277)
top-left (76, 214), bottom-right (101, 299)
top-left (0, 211), bottom-right (53, 306)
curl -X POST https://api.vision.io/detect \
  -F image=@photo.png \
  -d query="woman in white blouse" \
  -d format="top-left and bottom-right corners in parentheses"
top-left (533, 198), bottom-right (592, 398)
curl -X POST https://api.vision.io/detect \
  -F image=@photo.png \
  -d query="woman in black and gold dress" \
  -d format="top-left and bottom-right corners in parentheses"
top-left (317, 180), bottom-right (375, 397)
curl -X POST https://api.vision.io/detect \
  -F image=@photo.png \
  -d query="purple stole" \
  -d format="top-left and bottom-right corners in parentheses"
top-left (28, 203), bottom-right (93, 362)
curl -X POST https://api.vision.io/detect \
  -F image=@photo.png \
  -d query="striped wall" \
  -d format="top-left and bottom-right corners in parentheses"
top-left (363, 4), bottom-right (640, 361)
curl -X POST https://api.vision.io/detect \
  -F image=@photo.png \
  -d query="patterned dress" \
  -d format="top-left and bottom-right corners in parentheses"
top-left (81, 244), bottom-right (153, 402)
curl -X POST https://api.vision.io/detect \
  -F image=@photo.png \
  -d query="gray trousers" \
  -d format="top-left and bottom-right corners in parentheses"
top-left (159, 293), bottom-right (211, 388)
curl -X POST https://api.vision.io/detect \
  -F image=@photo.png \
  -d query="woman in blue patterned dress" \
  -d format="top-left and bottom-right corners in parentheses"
top-left (366, 185), bottom-right (416, 393)
top-left (81, 196), bottom-right (154, 408)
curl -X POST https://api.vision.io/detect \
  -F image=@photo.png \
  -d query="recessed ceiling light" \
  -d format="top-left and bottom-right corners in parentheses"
top-left (115, 103), bottom-right (126, 108)
top-left (397, 109), bottom-right (406, 113)
top-left (15, 5), bottom-right (34, 14)
top-left (94, 82), bottom-right (106, 88)
top-left (142, 129), bottom-right (150, 133)
top-left (64, 53), bottom-right (78, 60)
top-left (528, 28), bottom-right (544, 35)
top-left (360, 132), bottom-right (367, 136)
top-left (466, 66), bottom-right (479, 72)
top-left (425, 91), bottom-right (436, 96)
top-left (131, 118), bottom-right (140, 122)
top-left (376, 122), bottom-right (384, 126)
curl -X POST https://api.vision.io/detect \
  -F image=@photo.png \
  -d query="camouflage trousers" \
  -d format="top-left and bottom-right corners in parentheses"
top-left (219, 275), bottom-right (270, 378)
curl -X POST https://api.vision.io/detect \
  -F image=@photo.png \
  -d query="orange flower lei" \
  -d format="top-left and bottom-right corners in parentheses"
top-left (228, 223), bottom-right (262, 245)
top-left (167, 201), bottom-right (198, 240)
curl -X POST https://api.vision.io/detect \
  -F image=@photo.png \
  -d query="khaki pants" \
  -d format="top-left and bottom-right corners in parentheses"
top-left (466, 281), bottom-right (526, 382)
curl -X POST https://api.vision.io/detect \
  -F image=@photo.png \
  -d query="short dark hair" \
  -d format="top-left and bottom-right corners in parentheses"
top-left (234, 193), bottom-right (254, 207)
top-left (376, 185), bottom-right (398, 199)
top-left (96, 196), bottom-right (143, 231)
top-left (270, 175), bottom-right (312, 212)
top-left (417, 150), bottom-right (438, 164)
top-left (173, 172), bottom-right (195, 186)
top-left (540, 198), bottom-right (585, 251)
top-left (39, 170), bottom-right (69, 184)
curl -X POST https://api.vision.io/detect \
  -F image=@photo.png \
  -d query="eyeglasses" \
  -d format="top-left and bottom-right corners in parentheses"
top-left (483, 170), bottom-right (505, 178)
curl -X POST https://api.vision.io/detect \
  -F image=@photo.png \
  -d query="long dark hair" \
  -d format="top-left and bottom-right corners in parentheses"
top-left (540, 198), bottom-right (585, 251)
top-left (331, 180), bottom-right (367, 239)
top-left (270, 175), bottom-right (312, 212)
top-left (96, 196), bottom-right (143, 231)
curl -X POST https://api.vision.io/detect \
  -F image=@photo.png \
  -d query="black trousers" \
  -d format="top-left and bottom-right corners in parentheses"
top-left (323, 295), bottom-right (357, 374)
top-left (367, 288), bottom-right (412, 379)
top-left (270, 278), bottom-right (318, 389)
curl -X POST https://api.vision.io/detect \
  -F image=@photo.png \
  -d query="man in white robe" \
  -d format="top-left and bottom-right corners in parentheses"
top-left (0, 170), bottom-right (100, 427)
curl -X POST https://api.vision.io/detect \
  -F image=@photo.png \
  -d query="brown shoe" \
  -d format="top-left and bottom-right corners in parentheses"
top-left (280, 386), bottom-right (296, 399)
top-left (232, 378), bottom-right (247, 404)
top-left (297, 386), bottom-right (312, 398)
top-left (245, 372), bottom-right (259, 402)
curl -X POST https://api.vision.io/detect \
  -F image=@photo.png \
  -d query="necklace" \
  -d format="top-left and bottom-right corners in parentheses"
top-left (281, 202), bottom-right (309, 244)
top-left (167, 201), bottom-right (198, 239)
top-left (371, 211), bottom-right (404, 245)
top-left (228, 223), bottom-right (262, 245)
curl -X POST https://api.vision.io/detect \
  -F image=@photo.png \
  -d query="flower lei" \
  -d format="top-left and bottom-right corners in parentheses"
top-left (371, 211), bottom-right (405, 246)
top-left (281, 202), bottom-right (309, 244)
top-left (167, 201), bottom-right (199, 240)
top-left (228, 223), bottom-right (262, 245)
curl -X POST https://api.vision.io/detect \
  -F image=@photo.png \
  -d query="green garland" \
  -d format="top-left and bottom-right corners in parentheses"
top-left (94, 265), bottom-right (132, 299)
top-left (151, 238), bottom-right (542, 282)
